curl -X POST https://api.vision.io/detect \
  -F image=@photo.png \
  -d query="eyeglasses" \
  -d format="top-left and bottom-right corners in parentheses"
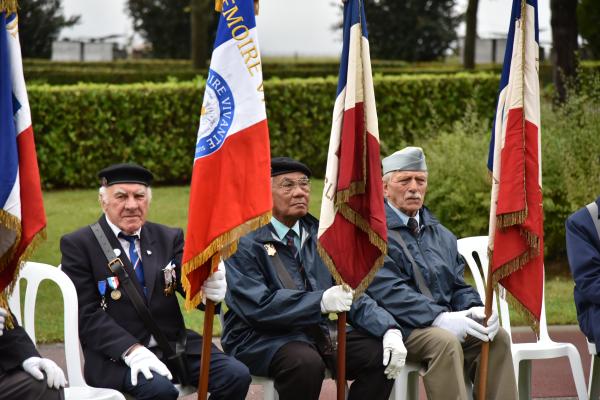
top-left (276, 178), bottom-right (311, 194)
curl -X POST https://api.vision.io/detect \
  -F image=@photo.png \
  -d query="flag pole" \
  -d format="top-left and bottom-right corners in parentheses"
top-left (477, 259), bottom-right (495, 400)
top-left (336, 311), bottom-right (347, 400)
top-left (197, 255), bottom-right (220, 399)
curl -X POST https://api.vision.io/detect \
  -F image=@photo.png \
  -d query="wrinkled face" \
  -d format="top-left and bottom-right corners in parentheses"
top-left (383, 171), bottom-right (428, 217)
top-left (271, 172), bottom-right (311, 227)
top-left (101, 183), bottom-right (149, 234)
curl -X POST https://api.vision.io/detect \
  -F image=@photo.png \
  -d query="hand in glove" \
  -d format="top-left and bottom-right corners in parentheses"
top-left (467, 306), bottom-right (500, 341)
top-left (382, 329), bottom-right (407, 379)
top-left (320, 285), bottom-right (353, 313)
top-left (123, 345), bottom-right (172, 386)
top-left (0, 307), bottom-right (7, 336)
top-left (202, 261), bottom-right (227, 304)
top-left (432, 311), bottom-right (489, 342)
top-left (22, 357), bottom-right (67, 389)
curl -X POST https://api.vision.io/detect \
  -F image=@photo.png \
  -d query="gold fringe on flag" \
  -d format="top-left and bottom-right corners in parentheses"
top-left (181, 212), bottom-right (271, 310)
top-left (0, 210), bottom-right (22, 271)
top-left (0, 0), bottom-right (17, 13)
top-left (496, 209), bottom-right (527, 229)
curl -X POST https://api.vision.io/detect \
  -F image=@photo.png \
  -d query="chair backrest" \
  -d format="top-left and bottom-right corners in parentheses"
top-left (8, 261), bottom-right (87, 387)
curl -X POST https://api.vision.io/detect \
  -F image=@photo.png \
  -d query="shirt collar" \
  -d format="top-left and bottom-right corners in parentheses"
top-left (270, 216), bottom-right (301, 241)
top-left (104, 214), bottom-right (142, 239)
top-left (387, 202), bottom-right (420, 227)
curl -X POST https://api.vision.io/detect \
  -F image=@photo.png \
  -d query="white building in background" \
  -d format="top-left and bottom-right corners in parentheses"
top-left (51, 40), bottom-right (126, 62)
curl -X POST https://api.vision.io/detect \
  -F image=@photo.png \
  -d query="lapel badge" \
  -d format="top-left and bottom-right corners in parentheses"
top-left (264, 243), bottom-right (276, 256)
top-left (113, 248), bottom-right (121, 257)
top-left (147, 250), bottom-right (152, 255)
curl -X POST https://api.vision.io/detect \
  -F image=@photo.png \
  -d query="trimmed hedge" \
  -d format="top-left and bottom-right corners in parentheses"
top-left (29, 73), bottom-right (499, 188)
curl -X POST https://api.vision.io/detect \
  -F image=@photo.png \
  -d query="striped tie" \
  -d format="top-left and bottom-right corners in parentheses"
top-left (120, 233), bottom-right (146, 296)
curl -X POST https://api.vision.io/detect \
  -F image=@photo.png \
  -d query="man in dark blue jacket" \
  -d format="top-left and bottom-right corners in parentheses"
top-left (367, 147), bottom-right (517, 400)
top-left (222, 157), bottom-right (406, 400)
top-left (566, 197), bottom-right (600, 346)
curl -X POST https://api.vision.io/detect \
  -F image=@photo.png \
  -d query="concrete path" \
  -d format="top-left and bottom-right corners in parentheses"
top-left (38, 325), bottom-right (592, 399)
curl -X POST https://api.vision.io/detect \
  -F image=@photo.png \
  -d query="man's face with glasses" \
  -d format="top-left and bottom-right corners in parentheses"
top-left (272, 172), bottom-right (311, 227)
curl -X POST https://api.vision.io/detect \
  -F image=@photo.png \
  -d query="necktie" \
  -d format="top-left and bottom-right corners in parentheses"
top-left (285, 230), bottom-right (310, 289)
top-left (120, 233), bottom-right (146, 295)
top-left (407, 217), bottom-right (419, 237)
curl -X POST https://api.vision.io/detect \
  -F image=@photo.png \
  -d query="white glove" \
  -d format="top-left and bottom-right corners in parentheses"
top-left (467, 306), bottom-right (500, 341)
top-left (432, 311), bottom-right (489, 342)
top-left (320, 285), bottom-right (354, 313)
top-left (202, 261), bottom-right (227, 303)
top-left (0, 307), bottom-right (7, 336)
top-left (22, 357), bottom-right (67, 389)
top-left (123, 345), bottom-right (172, 386)
top-left (382, 329), bottom-right (407, 379)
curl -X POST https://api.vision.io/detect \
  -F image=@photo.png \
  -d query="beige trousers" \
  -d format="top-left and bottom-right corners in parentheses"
top-left (404, 326), bottom-right (517, 400)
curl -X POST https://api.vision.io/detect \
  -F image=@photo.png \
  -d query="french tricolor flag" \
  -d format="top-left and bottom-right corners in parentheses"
top-left (0, 11), bottom-right (46, 296)
top-left (182, 0), bottom-right (271, 309)
top-left (487, 0), bottom-right (543, 331)
top-left (318, 0), bottom-right (387, 293)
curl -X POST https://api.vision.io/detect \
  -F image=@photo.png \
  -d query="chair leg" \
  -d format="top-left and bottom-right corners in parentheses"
top-left (406, 371), bottom-right (419, 400)
top-left (565, 345), bottom-right (589, 400)
top-left (517, 360), bottom-right (532, 400)
top-left (590, 355), bottom-right (600, 400)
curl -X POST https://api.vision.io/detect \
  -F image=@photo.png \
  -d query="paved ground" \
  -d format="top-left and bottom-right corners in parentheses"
top-left (39, 325), bottom-right (593, 399)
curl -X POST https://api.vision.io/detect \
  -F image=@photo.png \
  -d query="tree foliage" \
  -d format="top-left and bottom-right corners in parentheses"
top-left (362, 0), bottom-right (460, 61)
top-left (127, 0), bottom-right (217, 60)
top-left (578, 0), bottom-right (600, 59)
top-left (17, 0), bottom-right (80, 59)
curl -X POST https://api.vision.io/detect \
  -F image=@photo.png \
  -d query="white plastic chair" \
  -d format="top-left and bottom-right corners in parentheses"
top-left (9, 261), bottom-right (125, 400)
top-left (389, 361), bottom-right (422, 400)
top-left (457, 236), bottom-right (588, 400)
top-left (588, 340), bottom-right (600, 399)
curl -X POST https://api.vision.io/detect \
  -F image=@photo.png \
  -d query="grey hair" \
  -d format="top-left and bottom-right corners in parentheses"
top-left (98, 185), bottom-right (152, 206)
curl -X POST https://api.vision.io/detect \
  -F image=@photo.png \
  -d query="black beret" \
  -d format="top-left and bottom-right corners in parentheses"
top-left (271, 157), bottom-right (312, 178)
top-left (98, 163), bottom-right (153, 186)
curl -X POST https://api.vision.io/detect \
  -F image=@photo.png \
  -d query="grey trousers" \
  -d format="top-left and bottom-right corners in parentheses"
top-left (0, 369), bottom-right (64, 400)
top-left (405, 326), bottom-right (517, 400)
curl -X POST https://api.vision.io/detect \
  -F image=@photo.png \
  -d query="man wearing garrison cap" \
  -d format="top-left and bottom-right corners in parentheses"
top-left (60, 163), bottom-right (251, 399)
top-left (367, 147), bottom-right (517, 399)
top-left (221, 157), bottom-right (406, 400)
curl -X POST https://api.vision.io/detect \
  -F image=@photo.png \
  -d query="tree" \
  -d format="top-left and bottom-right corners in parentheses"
top-left (128, 0), bottom-right (217, 62)
top-left (361, 0), bottom-right (460, 61)
top-left (578, 0), bottom-right (600, 59)
top-left (17, 0), bottom-right (80, 59)
top-left (128, 0), bottom-right (191, 59)
top-left (550, 0), bottom-right (578, 103)
top-left (463, 0), bottom-right (479, 69)
top-left (190, 0), bottom-right (210, 68)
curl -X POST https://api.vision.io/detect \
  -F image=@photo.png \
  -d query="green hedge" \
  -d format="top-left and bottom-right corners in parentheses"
top-left (29, 73), bottom-right (499, 188)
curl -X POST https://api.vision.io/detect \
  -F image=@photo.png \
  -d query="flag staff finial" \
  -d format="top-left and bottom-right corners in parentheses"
top-left (1, 0), bottom-right (18, 13)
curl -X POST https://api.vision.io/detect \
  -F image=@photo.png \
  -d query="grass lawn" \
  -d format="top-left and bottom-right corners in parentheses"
top-left (24, 182), bottom-right (576, 342)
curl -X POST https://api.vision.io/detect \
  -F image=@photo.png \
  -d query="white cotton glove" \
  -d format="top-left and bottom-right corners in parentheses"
top-left (202, 261), bottom-right (227, 304)
top-left (432, 310), bottom-right (490, 343)
top-left (0, 307), bottom-right (7, 336)
top-left (123, 345), bottom-right (172, 386)
top-left (467, 306), bottom-right (500, 341)
top-left (22, 357), bottom-right (67, 390)
top-left (320, 285), bottom-right (354, 313)
top-left (382, 329), bottom-right (407, 379)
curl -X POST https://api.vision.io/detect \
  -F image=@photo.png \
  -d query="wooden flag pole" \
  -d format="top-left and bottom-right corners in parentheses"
top-left (198, 298), bottom-right (215, 399)
top-left (477, 260), bottom-right (495, 400)
top-left (336, 311), bottom-right (347, 400)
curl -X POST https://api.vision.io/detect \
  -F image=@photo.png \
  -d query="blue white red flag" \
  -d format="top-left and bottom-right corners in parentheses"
top-left (0, 9), bottom-right (46, 301)
top-left (318, 0), bottom-right (386, 293)
top-left (182, 0), bottom-right (271, 309)
top-left (487, 0), bottom-right (543, 331)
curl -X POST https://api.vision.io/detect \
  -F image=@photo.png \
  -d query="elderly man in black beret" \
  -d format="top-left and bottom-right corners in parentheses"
top-left (367, 147), bottom-right (517, 400)
top-left (221, 157), bottom-right (406, 400)
top-left (60, 163), bottom-right (251, 400)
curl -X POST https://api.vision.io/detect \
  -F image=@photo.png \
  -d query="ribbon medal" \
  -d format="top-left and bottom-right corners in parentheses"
top-left (97, 280), bottom-right (107, 310)
top-left (107, 276), bottom-right (121, 300)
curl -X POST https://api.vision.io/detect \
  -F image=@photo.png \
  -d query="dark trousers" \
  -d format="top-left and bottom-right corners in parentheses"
top-left (0, 369), bottom-right (64, 400)
top-left (123, 343), bottom-right (251, 400)
top-left (268, 330), bottom-right (394, 400)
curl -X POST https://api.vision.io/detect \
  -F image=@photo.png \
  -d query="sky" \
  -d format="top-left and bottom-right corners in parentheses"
top-left (59, 0), bottom-right (552, 57)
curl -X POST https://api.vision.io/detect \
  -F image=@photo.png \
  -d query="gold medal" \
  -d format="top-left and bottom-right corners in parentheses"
top-left (110, 289), bottom-right (122, 300)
